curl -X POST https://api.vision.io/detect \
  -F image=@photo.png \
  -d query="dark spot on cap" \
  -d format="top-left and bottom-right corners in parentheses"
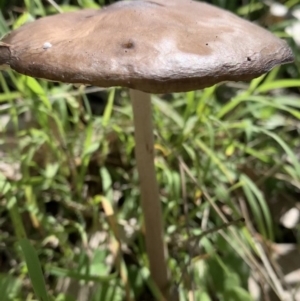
top-left (247, 57), bottom-right (251, 61)
top-left (122, 39), bottom-right (135, 50)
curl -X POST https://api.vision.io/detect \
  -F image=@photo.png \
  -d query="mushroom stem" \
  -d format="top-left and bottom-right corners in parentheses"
top-left (130, 89), bottom-right (169, 297)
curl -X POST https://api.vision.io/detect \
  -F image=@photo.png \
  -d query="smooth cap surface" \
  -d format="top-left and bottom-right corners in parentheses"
top-left (0, 0), bottom-right (294, 93)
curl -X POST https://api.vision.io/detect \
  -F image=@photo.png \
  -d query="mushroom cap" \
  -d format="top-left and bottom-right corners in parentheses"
top-left (0, 0), bottom-right (294, 93)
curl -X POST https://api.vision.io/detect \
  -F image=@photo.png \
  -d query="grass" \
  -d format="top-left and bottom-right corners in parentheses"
top-left (0, 0), bottom-right (300, 300)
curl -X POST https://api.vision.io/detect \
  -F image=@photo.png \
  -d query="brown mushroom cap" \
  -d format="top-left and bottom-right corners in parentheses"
top-left (0, 0), bottom-right (294, 93)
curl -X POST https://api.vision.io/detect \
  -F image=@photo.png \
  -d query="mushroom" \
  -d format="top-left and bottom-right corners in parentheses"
top-left (0, 0), bottom-right (294, 298)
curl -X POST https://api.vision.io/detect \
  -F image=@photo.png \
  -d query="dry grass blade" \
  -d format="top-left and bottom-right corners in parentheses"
top-left (101, 197), bottom-right (133, 301)
top-left (254, 240), bottom-right (290, 300)
top-left (46, 0), bottom-right (63, 13)
top-left (179, 157), bottom-right (195, 301)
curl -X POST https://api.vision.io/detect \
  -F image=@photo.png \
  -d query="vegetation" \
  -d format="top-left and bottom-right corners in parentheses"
top-left (0, 0), bottom-right (299, 300)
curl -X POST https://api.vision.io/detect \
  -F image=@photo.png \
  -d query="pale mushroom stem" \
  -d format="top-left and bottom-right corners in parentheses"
top-left (130, 89), bottom-right (169, 297)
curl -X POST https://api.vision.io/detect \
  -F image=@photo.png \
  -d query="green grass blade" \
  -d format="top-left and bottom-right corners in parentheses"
top-left (102, 88), bottom-right (115, 127)
top-left (19, 239), bottom-right (50, 301)
top-left (257, 80), bottom-right (300, 93)
top-left (241, 175), bottom-right (274, 240)
top-left (196, 138), bottom-right (234, 184)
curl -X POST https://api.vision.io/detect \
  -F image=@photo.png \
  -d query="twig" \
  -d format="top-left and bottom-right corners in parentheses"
top-left (189, 218), bottom-right (245, 245)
